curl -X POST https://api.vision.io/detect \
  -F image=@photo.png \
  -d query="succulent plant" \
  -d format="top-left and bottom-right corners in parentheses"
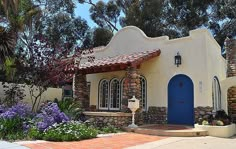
top-left (216, 120), bottom-right (224, 126)
top-left (202, 120), bottom-right (209, 125)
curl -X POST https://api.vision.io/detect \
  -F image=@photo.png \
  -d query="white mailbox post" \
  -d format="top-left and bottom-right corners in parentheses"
top-left (128, 96), bottom-right (139, 128)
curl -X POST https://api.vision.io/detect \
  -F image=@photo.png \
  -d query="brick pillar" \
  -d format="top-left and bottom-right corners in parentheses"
top-left (225, 38), bottom-right (236, 121)
top-left (121, 67), bottom-right (141, 111)
top-left (74, 73), bottom-right (89, 110)
top-left (225, 38), bottom-right (236, 77)
top-left (228, 87), bottom-right (236, 122)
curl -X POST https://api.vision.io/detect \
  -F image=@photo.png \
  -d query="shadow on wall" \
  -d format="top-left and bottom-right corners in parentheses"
top-left (0, 82), bottom-right (62, 105)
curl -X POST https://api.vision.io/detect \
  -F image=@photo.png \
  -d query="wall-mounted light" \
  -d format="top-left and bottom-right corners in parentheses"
top-left (175, 52), bottom-right (181, 67)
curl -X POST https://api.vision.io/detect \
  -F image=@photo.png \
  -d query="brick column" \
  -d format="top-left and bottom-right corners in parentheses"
top-left (121, 67), bottom-right (141, 111)
top-left (225, 38), bottom-right (236, 122)
top-left (225, 38), bottom-right (236, 77)
top-left (74, 73), bottom-right (89, 110)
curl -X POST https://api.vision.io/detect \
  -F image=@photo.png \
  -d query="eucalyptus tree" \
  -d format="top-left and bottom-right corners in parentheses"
top-left (81, 0), bottom-right (236, 46)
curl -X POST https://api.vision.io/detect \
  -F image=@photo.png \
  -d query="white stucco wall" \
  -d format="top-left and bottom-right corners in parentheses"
top-left (205, 34), bottom-right (227, 111)
top-left (86, 26), bottom-right (226, 109)
top-left (0, 82), bottom-right (62, 105)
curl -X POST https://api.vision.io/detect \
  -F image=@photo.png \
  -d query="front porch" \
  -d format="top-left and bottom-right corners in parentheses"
top-left (73, 49), bottom-right (161, 111)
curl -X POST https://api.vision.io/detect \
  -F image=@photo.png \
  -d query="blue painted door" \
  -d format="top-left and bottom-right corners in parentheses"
top-left (168, 74), bottom-right (194, 125)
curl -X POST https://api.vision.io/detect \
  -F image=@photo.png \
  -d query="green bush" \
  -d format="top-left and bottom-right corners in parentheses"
top-left (43, 121), bottom-right (97, 141)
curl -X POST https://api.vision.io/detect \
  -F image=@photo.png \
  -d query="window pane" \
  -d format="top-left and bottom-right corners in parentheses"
top-left (99, 80), bottom-right (109, 109)
top-left (212, 77), bottom-right (221, 111)
top-left (110, 79), bottom-right (120, 109)
top-left (140, 76), bottom-right (147, 111)
top-left (64, 90), bottom-right (72, 96)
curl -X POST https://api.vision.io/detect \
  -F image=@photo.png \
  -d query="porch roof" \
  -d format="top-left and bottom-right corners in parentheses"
top-left (78, 49), bottom-right (161, 74)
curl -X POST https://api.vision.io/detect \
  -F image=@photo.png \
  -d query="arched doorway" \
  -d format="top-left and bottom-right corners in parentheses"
top-left (168, 74), bottom-right (194, 125)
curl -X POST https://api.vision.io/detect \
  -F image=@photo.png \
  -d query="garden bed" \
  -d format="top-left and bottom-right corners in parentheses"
top-left (194, 123), bottom-right (236, 138)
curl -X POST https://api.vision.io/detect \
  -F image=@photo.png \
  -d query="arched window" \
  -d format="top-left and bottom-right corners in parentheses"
top-left (99, 79), bottom-right (109, 110)
top-left (140, 75), bottom-right (147, 111)
top-left (212, 76), bottom-right (221, 111)
top-left (110, 78), bottom-right (120, 110)
top-left (120, 78), bottom-right (125, 109)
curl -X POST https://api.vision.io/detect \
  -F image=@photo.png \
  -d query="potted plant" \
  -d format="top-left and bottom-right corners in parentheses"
top-left (195, 110), bottom-right (235, 138)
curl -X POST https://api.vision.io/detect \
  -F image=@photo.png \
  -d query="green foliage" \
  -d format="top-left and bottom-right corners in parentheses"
top-left (89, 0), bottom-right (120, 31)
top-left (84, 0), bottom-right (236, 46)
top-left (93, 28), bottom-right (113, 47)
top-left (98, 125), bottom-right (119, 134)
top-left (28, 127), bottom-right (44, 140)
top-left (3, 58), bottom-right (16, 81)
top-left (0, 117), bottom-right (24, 140)
top-left (0, 26), bottom-right (16, 63)
top-left (43, 14), bottom-right (89, 49)
top-left (55, 98), bottom-right (82, 120)
top-left (43, 122), bottom-right (97, 141)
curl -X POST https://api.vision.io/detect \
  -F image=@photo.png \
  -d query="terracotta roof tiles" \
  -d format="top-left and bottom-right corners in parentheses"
top-left (78, 49), bottom-right (160, 73)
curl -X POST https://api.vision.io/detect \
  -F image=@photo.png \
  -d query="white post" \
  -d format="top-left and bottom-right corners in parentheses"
top-left (129, 111), bottom-right (138, 128)
top-left (128, 96), bottom-right (139, 128)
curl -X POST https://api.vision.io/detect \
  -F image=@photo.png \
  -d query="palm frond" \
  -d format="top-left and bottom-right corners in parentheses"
top-left (0, 26), bottom-right (16, 62)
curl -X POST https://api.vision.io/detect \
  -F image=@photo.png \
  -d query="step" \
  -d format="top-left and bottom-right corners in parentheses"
top-left (124, 127), bottom-right (208, 137)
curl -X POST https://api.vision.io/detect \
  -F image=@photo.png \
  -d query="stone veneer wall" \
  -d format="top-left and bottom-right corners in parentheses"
top-left (142, 107), bottom-right (167, 124)
top-left (84, 112), bottom-right (132, 128)
top-left (194, 106), bottom-right (213, 122)
top-left (135, 106), bottom-right (213, 125)
top-left (227, 87), bottom-right (236, 122)
top-left (225, 38), bottom-right (236, 122)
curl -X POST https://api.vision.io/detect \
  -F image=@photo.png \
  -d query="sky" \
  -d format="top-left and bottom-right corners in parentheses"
top-left (75, 0), bottom-right (109, 28)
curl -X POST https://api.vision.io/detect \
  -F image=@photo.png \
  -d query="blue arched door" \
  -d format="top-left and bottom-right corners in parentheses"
top-left (168, 74), bottom-right (194, 125)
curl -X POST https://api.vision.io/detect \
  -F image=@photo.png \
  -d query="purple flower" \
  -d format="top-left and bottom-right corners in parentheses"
top-left (34, 102), bottom-right (69, 131)
top-left (0, 105), bottom-right (6, 114)
top-left (10, 103), bottom-right (32, 118)
top-left (0, 111), bottom-right (17, 119)
top-left (0, 103), bottom-right (32, 119)
top-left (37, 122), bottom-right (48, 131)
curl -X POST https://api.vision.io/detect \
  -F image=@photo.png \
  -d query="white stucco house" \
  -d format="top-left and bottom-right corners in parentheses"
top-left (72, 26), bottom-right (235, 126)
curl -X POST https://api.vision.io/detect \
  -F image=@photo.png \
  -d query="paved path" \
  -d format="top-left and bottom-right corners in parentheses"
top-left (15, 133), bottom-right (236, 149)
top-left (125, 136), bottom-right (236, 149)
top-left (0, 141), bottom-right (29, 149)
top-left (18, 133), bottom-right (166, 149)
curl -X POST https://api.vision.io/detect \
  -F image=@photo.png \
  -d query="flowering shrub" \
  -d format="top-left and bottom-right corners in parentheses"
top-left (0, 103), bottom-right (32, 119)
top-left (34, 102), bottom-right (69, 131)
top-left (43, 121), bottom-right (97, 141)
top-left (0, 105), bottom-right (6, 114)
top-left (0, 103), bottom-right (32, 140)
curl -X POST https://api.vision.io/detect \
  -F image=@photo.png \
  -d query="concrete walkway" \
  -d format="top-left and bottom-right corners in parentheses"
top-left (0, 141), bottom-right (29, 149)
top-left (12, 134), bottom-right (236, 149)
top-left (125, 136), bottom-right (236, 149)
